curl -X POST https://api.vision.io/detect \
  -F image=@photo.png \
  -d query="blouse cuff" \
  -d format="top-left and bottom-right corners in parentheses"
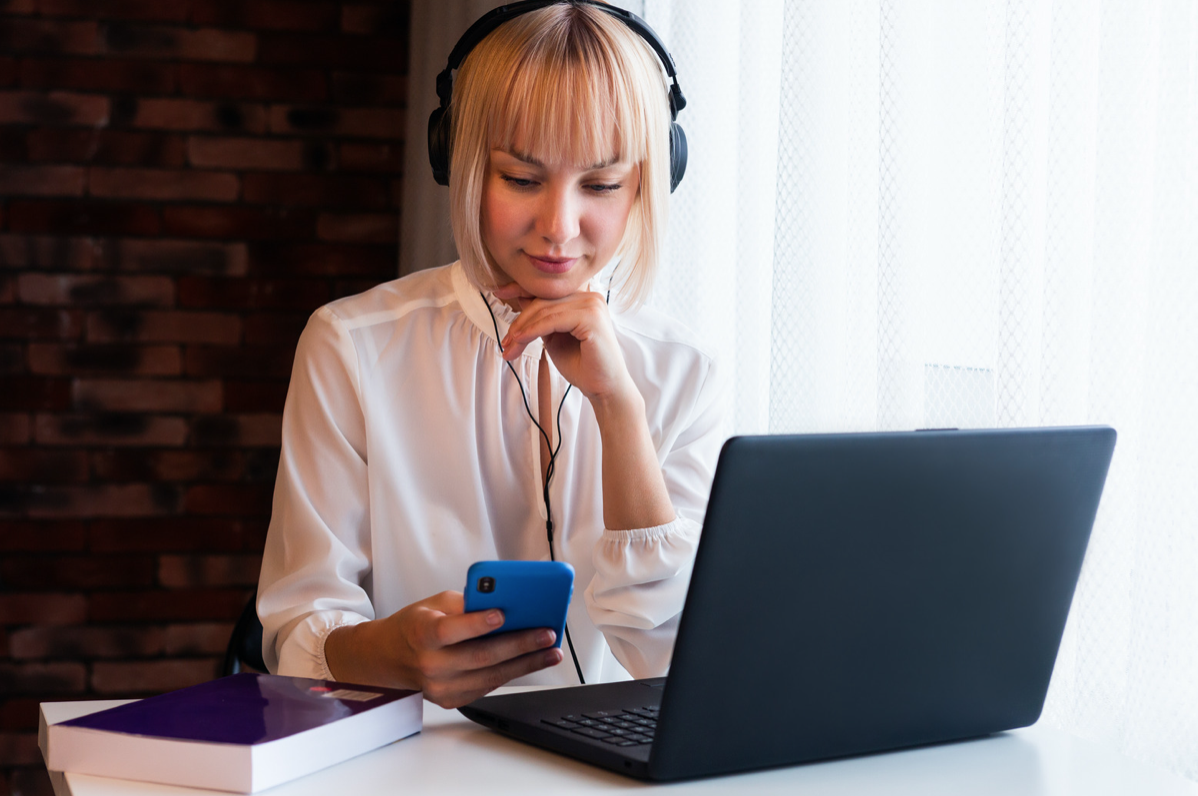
top-left (276, 610), bottom-right (369, 682)
top-left (602, 514), bottom-right (688, 540)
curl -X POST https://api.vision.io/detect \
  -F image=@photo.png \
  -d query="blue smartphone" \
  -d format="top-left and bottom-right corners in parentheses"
top-left (463, 561), bottom-right (574, 648)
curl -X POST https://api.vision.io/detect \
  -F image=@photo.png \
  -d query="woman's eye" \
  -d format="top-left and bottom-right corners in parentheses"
top-left (501, 175), bottom-right (536, 188)
top-left (586, 183), bottom-right (622, 194)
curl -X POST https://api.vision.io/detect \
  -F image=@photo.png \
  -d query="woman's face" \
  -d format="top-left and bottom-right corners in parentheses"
top-left (481, 143), bottom-right (640, 301)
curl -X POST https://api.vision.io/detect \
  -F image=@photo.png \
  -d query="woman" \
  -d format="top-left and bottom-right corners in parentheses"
top-left (257, 1), bottom-right (725, 709)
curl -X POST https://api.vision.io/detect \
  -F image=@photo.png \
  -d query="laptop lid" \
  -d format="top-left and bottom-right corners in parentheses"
top-left (648, 426), bottom-right (1116, 779)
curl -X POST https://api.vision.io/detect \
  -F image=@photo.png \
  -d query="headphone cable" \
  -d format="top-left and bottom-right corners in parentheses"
top-left (481, 291), bottom-right (585, 685)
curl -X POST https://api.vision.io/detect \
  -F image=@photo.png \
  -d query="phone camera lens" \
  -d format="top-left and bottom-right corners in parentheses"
top-left (478, 576), bottom-right (495, 593)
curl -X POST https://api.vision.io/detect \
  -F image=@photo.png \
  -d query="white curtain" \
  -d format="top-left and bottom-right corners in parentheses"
top-left (643, 0), bottom-right (1198, 781)
top-left (406, 0), bottom-right (1198, 779)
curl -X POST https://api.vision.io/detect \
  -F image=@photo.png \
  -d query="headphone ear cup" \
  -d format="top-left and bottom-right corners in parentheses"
top-left (668, 122), bottom-right (687, 193)
top-left (427, 106), bottom-right (451, 187)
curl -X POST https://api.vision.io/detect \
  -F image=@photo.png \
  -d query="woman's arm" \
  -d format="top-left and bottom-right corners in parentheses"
top-left (260, 306), bottom-right (562, 707)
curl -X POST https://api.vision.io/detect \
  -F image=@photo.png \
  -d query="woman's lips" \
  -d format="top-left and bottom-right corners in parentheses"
top-left (525, 253), bottom-right (578, 274)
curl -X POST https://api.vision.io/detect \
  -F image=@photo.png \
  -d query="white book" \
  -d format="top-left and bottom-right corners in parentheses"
top-left (40, 673), bottom-right (422, 793)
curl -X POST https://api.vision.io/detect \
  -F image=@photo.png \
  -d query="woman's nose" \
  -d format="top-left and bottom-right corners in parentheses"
top-left (537, 186), bottom-right (580, 245)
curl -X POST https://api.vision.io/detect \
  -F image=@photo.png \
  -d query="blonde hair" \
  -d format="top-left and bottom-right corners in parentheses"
top-left (448, 3), bottom-right (673, 309)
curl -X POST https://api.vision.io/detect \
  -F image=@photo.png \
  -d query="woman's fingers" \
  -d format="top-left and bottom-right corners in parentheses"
top-left (424, 645), bottom-right (564, 708)
top-left (425, 605), bottom-right (505, 648)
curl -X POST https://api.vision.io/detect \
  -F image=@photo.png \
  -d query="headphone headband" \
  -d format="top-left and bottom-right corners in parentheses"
top-left (428, 0), bottom-right (688, 191)
top-left (435, 1), bottom-right (687, 118)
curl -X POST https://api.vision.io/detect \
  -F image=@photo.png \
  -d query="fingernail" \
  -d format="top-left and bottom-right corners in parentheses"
top-left (544, 649), bottom-right (562, 665)
top-left (487, 610), bottom-right (503, 627)
top-left (539, 630), bottom-right (555, 646)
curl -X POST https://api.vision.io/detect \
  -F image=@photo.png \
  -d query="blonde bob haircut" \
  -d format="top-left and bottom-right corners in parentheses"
top-left (448, 2), bottom-right (673, 310)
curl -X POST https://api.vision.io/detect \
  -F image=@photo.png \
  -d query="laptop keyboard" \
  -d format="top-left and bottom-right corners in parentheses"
top-left (542, 706), bottom-right (659, 747)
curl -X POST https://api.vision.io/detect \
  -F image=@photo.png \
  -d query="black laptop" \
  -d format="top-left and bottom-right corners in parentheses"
top-left (459, 426), bottom-right (1117, 781)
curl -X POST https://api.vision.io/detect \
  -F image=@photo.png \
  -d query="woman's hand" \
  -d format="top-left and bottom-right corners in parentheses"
top-left (324, 591), bottom-right (562, 709)
top-left (493, 282), bottom-right (636, 407)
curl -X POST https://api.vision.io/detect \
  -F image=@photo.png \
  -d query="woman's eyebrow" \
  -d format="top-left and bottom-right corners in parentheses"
top-left (499, 148), bottom-right (621, 171)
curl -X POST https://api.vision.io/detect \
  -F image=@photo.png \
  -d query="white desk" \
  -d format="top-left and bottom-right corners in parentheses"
top-left (42, 690), bottom-right (1198, 796)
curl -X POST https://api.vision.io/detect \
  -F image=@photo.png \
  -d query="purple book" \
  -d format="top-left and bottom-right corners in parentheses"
top-left (43, 673), bottom-right (422, 793)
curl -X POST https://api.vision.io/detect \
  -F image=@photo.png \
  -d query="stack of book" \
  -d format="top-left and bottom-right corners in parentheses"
top-left (40, 673), bottom-right (422, 793)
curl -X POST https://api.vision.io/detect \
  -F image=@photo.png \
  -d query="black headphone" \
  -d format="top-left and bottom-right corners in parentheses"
top-left (427, 0), bottom-right (688, 192)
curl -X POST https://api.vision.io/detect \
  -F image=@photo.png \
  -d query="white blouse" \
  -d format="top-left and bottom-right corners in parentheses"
top-left (257, 261), bottom-right (726, 686)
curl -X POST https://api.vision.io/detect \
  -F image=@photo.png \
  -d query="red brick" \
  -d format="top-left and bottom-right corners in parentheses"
top-left (34, 414), bottom-right (188, 447)
top-left (0, 309), bottom-right (83, 341)
top-left (27, 129), bottom-right (187, 167)
top-left (0, 520), bottom-right (86, 552)
top-left (95, 239), bottom-right (249, 276)
top-left (87, 309), bottom-right (242, 344)
top-left (191, 0), bottom-right (339, 32)
top-left (223, 381), bottom-right (287, 414)
top-left (0, 19), bottom-right (98, 56)
top-left (73, 378), bottom-right (221, 412)
top-left (0, 414), bottom-right (31, 445)
top-left (28, 343), bottom-right (181, 375)
top-left (18, 274), bottom-right (175, 307)
top-left (0, 663), bottom-right (87, 697)
top-left (190, 413), bottom-right (281, 446)
top-left (159, 554), bottom-right (262, 588)
top-left (178, 63), bottom-right (326, 102)
top-left (0, 698), bottom-right (39, 731)
top-left (338, 141), bottom-right (403, 173)
top-left (268, 105), bottom-right (404, 139)
top-left (258, 32), bottom-right (407, 72)
top-left (88, 167), bottom-right (239, 202)
top-left (187, 135), bottom-right (304, 171)
top-left (0, 57), bottom-right (16, 88)
top-left (7, 201), bottom-right (160, 237)
top-left (0, 234), bottom-right (98, 270)
top-left (317, 212), bottom-right (398, 244)
top-left (0, 448), bottom-right (86, 482)
top-left (91, 658), bottom-right (219, 695)
top-left (178, 277), bottom-right (327, 311)
top-left (1, 554), bottom-right (156, 589)
top-left (0, 277), bottom-right (13, 304)
top-left (332, 72), bottom-right (406, 106)
top-left (38, 0), bottom-right (190, 22)
top-left (90, 588), bottom-right (249, 622)
top-left (0, 378), bottom-right (71, 412)
top-left (0, 165), bottom-right (84, 197)
top-left (132, 98), bottom-right (267, 134)
top-left (19, 57), bottom-right (177, 94)
top-left (163, 206), bottom-right (316, 241)
top-left (247, 241), bottom-right (396, 277)
top-left (9, 625), bottom-right (164, 660)
top-left (242, 172), bottom-right (389, 208)
top-left (164, 622), bottom-right (234, 656)
top-left (91, 449), bottom-right (246, 481)
top-left (90, 517), bottom-right (266, 553)
top-left (241, 312), bottom-right (306, 345)
top-left (0, 593), bottom-right (87, 625)
top-left (0, 90), bottom-right (109, 126)
top-left (341, 4), bottom-right (408, 36)
top-left (184, 484), bottom-right (272, 516)
top-left (99, 23), bottom-right (256, 63)
top-left (0, 731), bottom-right (42, 766)
top-left (23, 483), bottom-right (183, 517)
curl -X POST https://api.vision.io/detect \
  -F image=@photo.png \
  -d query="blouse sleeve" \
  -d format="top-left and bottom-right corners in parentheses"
top-left (257, 307), bottom-right (374, 679)
top-left (582, 354), bottom-right (727, 678)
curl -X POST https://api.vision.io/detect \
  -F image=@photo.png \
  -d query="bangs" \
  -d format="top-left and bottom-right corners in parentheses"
top-left (481, 8), bottom-right (650, 168)
top-left (491, 32), bottom-right (644, 167)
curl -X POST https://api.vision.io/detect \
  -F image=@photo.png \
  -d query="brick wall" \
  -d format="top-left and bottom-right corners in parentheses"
top-left (0, 3), bottom-right (409, 793)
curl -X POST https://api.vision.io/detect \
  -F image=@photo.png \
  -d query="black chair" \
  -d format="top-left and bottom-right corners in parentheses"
top-left (222, 588), bottom-right (267, 676)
